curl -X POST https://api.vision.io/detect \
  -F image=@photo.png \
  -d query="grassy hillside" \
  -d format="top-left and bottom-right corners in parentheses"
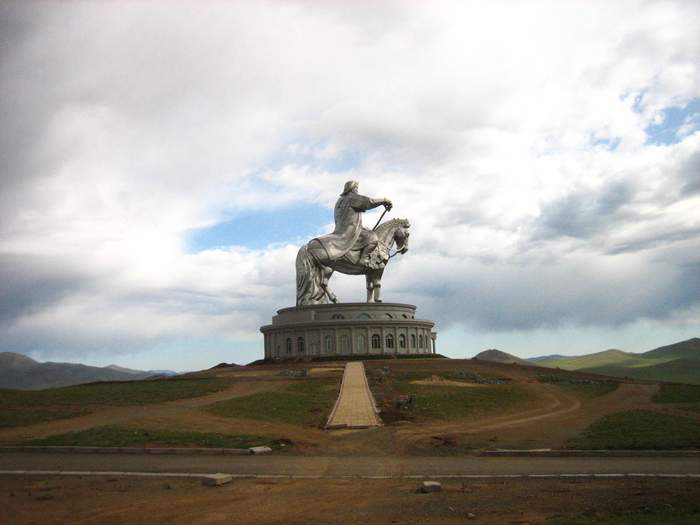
top-left (584, 357), bottom-right (700, 385)
top-left (473, 349), bottom-right (533, 366)
top-left (536, 349), bottom-right (648, 370)
top-left (535, 338), bottom-right (700, 385)
top-left (643, 338), bottom-right (700, 360)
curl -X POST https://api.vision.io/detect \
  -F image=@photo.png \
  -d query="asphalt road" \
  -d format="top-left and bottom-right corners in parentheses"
top-left (2, 452), bottom-right (700, 477)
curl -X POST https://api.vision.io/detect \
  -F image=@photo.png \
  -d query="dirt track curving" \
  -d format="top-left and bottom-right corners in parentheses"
top-left (0, 360), bottom-right (664, 454)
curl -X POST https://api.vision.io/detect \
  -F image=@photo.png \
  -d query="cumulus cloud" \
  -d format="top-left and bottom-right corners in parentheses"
top-left (0, 0), bottom-right (699, 367)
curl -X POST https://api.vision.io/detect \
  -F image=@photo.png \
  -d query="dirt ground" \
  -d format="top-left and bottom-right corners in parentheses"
top-left (1, 475), bottom-right (699, 525)
top-left (3, 359), bottom-right (700, 524)
top-left (1, 359), bottom-right (688, 456)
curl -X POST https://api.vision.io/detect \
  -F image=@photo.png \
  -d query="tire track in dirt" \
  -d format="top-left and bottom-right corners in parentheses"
top-left (390, 382), bottom-right (657, 451)
top-left (0, 380), bottom-right (288, 444)
top-left (391, 381), bottom-right (578, 450)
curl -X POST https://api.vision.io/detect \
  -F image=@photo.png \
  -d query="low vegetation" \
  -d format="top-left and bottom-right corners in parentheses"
top-left (393, 370), bottom-right (507, 382)
top-left (22, 425), bottom-right (281, 449)
top-left (569, 409), bottom-right (700, 450)
top-left (390, 373), bottom-right (538, 421)
top-left (0, 377), bottom-right (233, 428)
top-left (204, 379), bottom-right (339, 427)
top-left (652, 384), bottom-right (700, 404)
top-left (552, 381), bottom-right (619, 399)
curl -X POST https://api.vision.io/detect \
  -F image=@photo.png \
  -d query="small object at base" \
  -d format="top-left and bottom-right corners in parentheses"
top-left (201, 473), bottom-right (232, 486)
top-left (249, 446), bottom-right (273, 454)
top-left (421, 481), bottom-right (442, 493)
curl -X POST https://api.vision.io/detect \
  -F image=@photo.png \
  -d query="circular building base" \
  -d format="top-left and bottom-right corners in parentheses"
top-left (260, 303), bottom-right (436, 360)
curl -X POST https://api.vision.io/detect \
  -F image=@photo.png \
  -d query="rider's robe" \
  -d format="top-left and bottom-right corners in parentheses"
top-left (315, 192), bottom-right (377, 262)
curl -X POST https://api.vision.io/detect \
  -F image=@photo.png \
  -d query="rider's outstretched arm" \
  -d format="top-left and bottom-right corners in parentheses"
top-left (370, 198), bottom-right (393, 211)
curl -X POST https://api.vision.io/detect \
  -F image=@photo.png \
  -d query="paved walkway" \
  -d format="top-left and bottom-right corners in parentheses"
top-left (326, 362), bottom-right (382, 429)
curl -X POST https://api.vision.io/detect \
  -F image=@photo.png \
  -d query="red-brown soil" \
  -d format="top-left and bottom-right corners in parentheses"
top-left (1, 475), bottom-right (698, 525)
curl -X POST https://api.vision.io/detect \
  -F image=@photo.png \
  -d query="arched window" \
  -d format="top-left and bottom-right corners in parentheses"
top-left (324, 335), bottom-right (333, 353)
top-left (386, 334), bottom-right (394, 349)
top-left (399, 334), bottom-right (406, 349)
top-left (383, 313), bottom-right (393, 319)
top-left (419, 334), bottom-right (423, 348)
top-left (357, 334), bottom-right (366, 351)
top-left (358, 313), bottom-right (371, 319)
top-left (331, 314), bottom-right (345, 320)
top-left (402, 314), bottom-right (409, 319)
top-left (297, 337), bottom-right (305, 353)
top-left (286, 338), bottom-right (293, 354)
top-left (340, 335), bottom-right (349, 352)
top-left (410, 334), bottom-right (416, 349)
top-left (371, 334), bottom-right (381, 349)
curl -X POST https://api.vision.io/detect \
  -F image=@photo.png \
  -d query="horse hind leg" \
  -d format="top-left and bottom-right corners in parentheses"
top-left (366, 280), bottom-right (374, 303)
top-left (321, 266), bottom-right (339, 303)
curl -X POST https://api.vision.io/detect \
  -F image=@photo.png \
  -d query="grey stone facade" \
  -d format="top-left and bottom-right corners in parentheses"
top-left (260, 303), bottom-right (436, 359)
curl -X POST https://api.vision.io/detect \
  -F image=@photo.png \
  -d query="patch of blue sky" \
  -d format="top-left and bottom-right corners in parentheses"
top-left (645, 98), bottom-right (700, 146)
top-left (186, 204), bottom-right (331, 253)
top-left (591, 135), bottom-right (621, 151)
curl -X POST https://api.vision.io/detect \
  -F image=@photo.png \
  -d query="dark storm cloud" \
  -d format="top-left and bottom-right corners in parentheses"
top-left (678, 150), bottom-right (700, 197)
top-left (606, 226), bottom-right (700, 255)
top-left (534, 178), bottom-right (639, 241)
top-left (0, 254), bottom-right (89, 327)
top-left (395, 247), bottom-right (700, 334)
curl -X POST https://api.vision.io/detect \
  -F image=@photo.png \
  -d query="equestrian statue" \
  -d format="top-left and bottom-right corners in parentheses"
top-left (296, 181), bottom-right (410, 305)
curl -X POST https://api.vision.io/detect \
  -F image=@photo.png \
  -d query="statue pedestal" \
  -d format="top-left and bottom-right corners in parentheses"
top-left (260, 302), bottom-right (436, 360)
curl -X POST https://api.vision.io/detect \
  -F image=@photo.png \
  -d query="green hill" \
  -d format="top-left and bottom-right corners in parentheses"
top-left (536, 349), bottom-right (634, 370)
top-left (473, 349), bottom-right (533, 366)
top-left (534, 338), bottom-right (700, 385)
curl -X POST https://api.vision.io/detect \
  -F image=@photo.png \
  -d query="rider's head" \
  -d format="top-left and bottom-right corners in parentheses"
top-left (341, 181), bottom-right (359, 196)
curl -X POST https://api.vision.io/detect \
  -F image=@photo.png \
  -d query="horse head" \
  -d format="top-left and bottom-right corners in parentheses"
top-left (394, 219), bottom-right (410, 254)
top-left (376, 218), bottom-right (410, 256)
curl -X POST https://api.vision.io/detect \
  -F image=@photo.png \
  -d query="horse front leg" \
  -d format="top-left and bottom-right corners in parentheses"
top-left (373, 269), bottom-right (384, 303)
top-left (374, 283), bottom-right (382, 303)
top-left (366, 272), bottom-right (382, 303)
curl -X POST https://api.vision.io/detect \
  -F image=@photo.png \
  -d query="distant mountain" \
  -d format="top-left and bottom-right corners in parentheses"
top-left (473, 349), bottom-right (533, 367)
top-left (527, 354), bottom-right (567, 362)
top-left (0, 352), bottom-right (155, 390)
top-left (522, 338), bottom-right (700, 385)
top-left (105, 364), bottom-right (149, 375)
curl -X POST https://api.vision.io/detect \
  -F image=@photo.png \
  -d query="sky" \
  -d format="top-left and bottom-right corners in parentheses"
top-left (1, 0), bottom-right (699, 372)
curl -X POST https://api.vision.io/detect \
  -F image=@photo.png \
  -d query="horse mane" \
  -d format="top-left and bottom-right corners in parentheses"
top-left (374, 218), bottom-right (410, 235)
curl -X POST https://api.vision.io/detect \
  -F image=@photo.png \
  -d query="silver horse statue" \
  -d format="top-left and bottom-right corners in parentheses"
top-left (296, 218), bottom-right (410, 305)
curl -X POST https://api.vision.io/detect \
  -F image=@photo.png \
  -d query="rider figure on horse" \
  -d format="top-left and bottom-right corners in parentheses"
top-left (314, 181), bottom-right (393, 269)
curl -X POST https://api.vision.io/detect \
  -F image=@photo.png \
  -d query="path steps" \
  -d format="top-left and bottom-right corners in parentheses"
top-left (326, 362), bottom-right (382, 429)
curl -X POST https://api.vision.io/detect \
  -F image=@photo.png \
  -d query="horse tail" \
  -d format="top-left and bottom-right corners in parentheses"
top-left (296, 243), bottom-right (328, 306)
